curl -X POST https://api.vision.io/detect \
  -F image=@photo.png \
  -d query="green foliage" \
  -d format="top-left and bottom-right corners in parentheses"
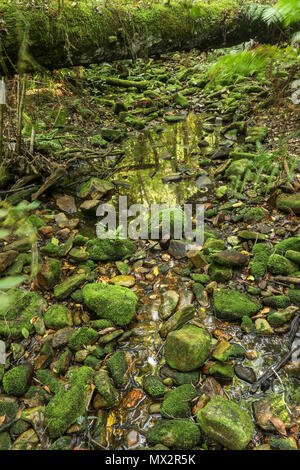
top-left (206, 45), bottom-right (298, 87)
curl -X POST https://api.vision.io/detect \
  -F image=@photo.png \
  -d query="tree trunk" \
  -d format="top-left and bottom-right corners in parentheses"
top-left (0, 0), bottom-right (293, 76)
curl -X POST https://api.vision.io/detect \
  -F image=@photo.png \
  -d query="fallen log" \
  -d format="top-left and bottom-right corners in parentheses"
top-left (0, 0), bottom-right (292, 75)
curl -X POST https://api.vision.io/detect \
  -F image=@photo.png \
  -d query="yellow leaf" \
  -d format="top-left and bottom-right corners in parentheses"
top-left (153, 266), bottom-right (159, 276)
top-left (107, 412), bottom-right (115, 430)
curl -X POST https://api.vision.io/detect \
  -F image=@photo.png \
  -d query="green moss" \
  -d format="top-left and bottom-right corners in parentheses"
top-left (2, 364), bottom-right (32, 397)
top-left (276, 193), bottom-right (300, 215)
top-left (90, 345), bottom-right (105, 360)
top-left (54, 273), bottom-right (87, 300)
top-left (10, 419), bottom-right (30, 437)
top-left (73, 234), bottom-right (88, 246)
top-left (0, 401), bottom-right (18, 422)
top-left (190, 274), bottom-right (210, 284)
top-left (83, 355), bottom-right (99, 368)
top-left (287, 288), bottom-right (300, 305)
top-left (44, 305), bottom-right (73, 329)
top-left (165, 324), bottom-right (211, 372)
top-left (85, 238), bottom-right (135, 261)
top-left (275, 236), bottom-right (300, 253)
top-left (212, 341), bottom-right (245, 362)
top-left (70, 289), bottom-right (84, 303)
top-left (249, 243), bottom-right (271, 278)
top-left (94, 369), bottom-right (118, 406)
top-left (197, 396), bottom-right (254, 450)
top-left (42, 242), bottom-right (60, 255)
top-left (82, 282), bottom-right (138, 327)
top-left (50, 435), bottom-right (72, 450)
top-left (106, 351), bottom-right (127, 388)
top-left (285, 250), bottom-right (300, 265)
top-left (161, 384), bottom-right (197, 419)
top-left (213, 288), bottom-right (261, 321)
top-left (208, 264), bottom-right (232, 282)
top-left (143, 375), bottom-right (167, 399)
top-left (243, 207), bottom-right (264, 223)
top-left (44, 366), bottom-right (94, 439)
top-left (238, 230), bottom-right (267, 241)
top-left (159, 366), bottom-right (199, 386)
top-left (267, 254), bottom-right (297, 275)
top-left (28, 213), bottom-right (44, 228)
top-left (241, 315), bottom-right (255, 333)
top-left (0, 288), bottom-right (47, 339)
top-left (25, 385), bottom-right (51, 404)
top-left (35, 370), bottom-right (63, 395)
top-left (91, 134), bottom-right (108, 147)
top-left (262, 295), bottom-right (291, 309)
top-left (203, 238), bottom-right (225, 254)
top-left (146, 419), bottom-right (200, 450)
top-left (269, 438), bottom-right (298, 451)
top-left (89, 319), bottom-right (114, 329)
top-left (68, 326), bottom-right (99, 351)
top-left (37, 258), bottom-right (62, 290)
top-left (0, 432), bottom-right (11, 450)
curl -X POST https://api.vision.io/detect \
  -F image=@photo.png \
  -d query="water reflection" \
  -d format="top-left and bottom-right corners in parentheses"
top-left (113, 112), bottom-right (217, 207)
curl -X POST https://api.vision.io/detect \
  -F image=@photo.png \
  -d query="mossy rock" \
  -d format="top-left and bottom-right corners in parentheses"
top-left (276, 193), bottom-right (300, 214)
top-left (262, 295), bottom-right (291, 309)
top-left (54, 273), bottom-right (87, 300)
top-left (143, 375), bottom-right (167, 399)
top-left (50, 436), bottom-right (72, 450)
top-left (146, 419), bottom-right (200, 450)
top-left (44, 305), bottom-right (73, 330)
top-left (275, 236), bottom-right (300, 253)
top-left (197, 396), bottom-right (254, 450)
top-left (253, 393), bottom-right (291, 431)
top-left (203, 238), bottom-right (225, 254)
top-left (161, 384), bottom-right (197, 419)
top-left (85, 238), bottom-right (135, 261)
top-left (208, 263), bottom-right (232, 282)
top-left (165, 324), bottom-right (211, 372)
top-left (68, 326), bottom-right (99, 351)
top-left (285, 250), bottom-right (300, 265)
top-left (106, 350), bottom-right (127, 388)
top-left (0, 288), bottom-right (47, 339)
top-left (213, 288), bottom-right (261, 321)
top-left (267, 306), bottom-right (298, 326)
top-left (36, 258), bottom-right (62, 291)
top-left (3, 363), bottom-right (32, 397)
top-left (288, 288), bottom-right (300, 306)
top-left (44, 366), bottom-right (94, 439)
top-left (249, 243), bottom-right (271, 279)
top-left (35, 370), bottom-right (63, 395)
top-left (79, 177), bottom-right (114, 199)
top-left (267, 254), bottom-right (297, 276)
top-left (94, 369), bottom-right (118, 407)
top-left (82, 282), bottom-right (138, 327)
top-left (159, 365), bottom-right (199, 386)
top-left (0, 432), bottom-right (11, 450)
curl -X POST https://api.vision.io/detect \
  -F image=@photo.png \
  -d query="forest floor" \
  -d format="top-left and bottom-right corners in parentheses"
top-left (0, 42), bottom-right (300, 451)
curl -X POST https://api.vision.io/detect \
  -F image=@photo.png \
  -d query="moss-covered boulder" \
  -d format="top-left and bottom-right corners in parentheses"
top-left (82, 282), bottom-right (138, 326)
top-left (213, 288), bottom-right (261, 321)
top-left (159, 304), bottom-right (195, 338)
top-left (79, 177), bottom-right (114, 199)
top-left (249, 243), bottom-right (271, 279)
top-left (106, 350), bottom-right (127, 388)
top-left (267, 254), bottom-right (297, 276)
top-left (146, 419), bottom-right (200, 449)
top-left (267, 306), bottom-right (298, 326)
top-left (288, 288), bottom-right (300, 305)
top-left (161, 384), bottom-right (197, 419)
top-left (94, 369), bottom-right (119, 407)
top-left (159, 366), bottom-right (199, 386)
top-left (212, 340), bottom-right (245, 362)
top-left (275, 236), bottom-right (300, 253)
top-left (276, 193), bottom-right (300, 214)
top-left (85, 238), bottom-right (135, 261)
top-left (44, 305), bottom-right (73, 330)
top-left (143, 375), bottom-right (167, 399)
top-left (0, 289), bottom-right (47, 339)
top-left (208, 263), bottom-right (232, 282)
top-left (209, 250), bottom-right (248, 267)
top-left (197, 396), bottom-right (254, 450)
top-left (253, 394), bottom-right (292, 431)
top-left (36, 258), bottom-right (62, 291)
top-left (68, 326), bottom-right (99, 351)
top-left (3, 363), bottom-right (33, 397)
top-left (44, 366), bottom-right (94, 438)
top-left (54, 273), bottom-right (87, 300)
top-left (165, 324), bottom-right (211, 372)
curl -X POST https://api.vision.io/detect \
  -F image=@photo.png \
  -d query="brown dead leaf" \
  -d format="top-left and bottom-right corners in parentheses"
top-left (0, 415), bottom-right (6, 427)
top-left (270, 417), bottom-right (287, 436)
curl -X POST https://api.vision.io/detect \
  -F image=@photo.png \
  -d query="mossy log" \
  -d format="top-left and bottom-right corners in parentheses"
top-left (0, 0), bottom-right (291, 75)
